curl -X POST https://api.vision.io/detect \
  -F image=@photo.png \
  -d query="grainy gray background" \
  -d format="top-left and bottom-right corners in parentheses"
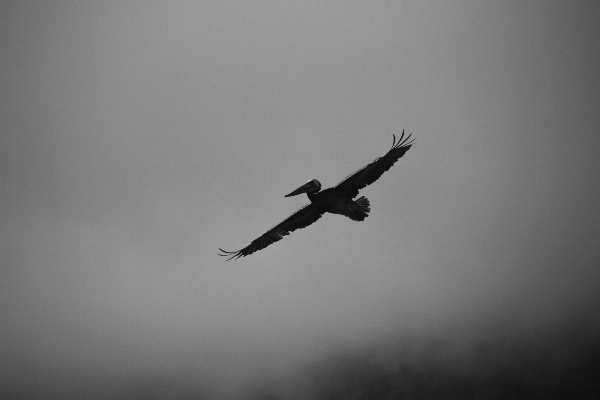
top-left (2, 2), bottom-right (599, 399)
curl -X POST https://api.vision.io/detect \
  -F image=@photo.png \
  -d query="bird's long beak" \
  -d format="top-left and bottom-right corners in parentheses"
top-left (285, 181), bottom-right (317, 197)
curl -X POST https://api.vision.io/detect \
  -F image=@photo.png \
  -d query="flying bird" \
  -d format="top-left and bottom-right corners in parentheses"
top-left (219, 131), bottom-right (415, 261)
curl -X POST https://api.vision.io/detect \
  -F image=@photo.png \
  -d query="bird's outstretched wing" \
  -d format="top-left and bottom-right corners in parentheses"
top-left (219, 203), bottom-right (325, 261)
top-left (334, 130), bottom-right (415, 198)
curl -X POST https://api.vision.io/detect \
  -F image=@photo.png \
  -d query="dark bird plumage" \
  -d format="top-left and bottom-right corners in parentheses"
top-left (219, 131), bottom-right (415, 261)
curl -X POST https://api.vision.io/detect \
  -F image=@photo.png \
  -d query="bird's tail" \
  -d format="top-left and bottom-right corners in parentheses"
top-left (351, 196), bottom-right (371, 221)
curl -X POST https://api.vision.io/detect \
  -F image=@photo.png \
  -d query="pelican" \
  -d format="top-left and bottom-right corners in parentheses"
top-left (219, 131), bottom-right (415, 261)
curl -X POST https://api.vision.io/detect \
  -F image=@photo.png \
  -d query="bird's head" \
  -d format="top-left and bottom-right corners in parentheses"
top-left (284, 179), bottom-right (322, 197)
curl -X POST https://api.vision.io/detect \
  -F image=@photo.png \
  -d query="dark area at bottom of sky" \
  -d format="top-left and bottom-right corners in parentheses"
top-left (5, 318), bottom-right (599, 400)
top-left (301, 323), bottom-right (600, 400)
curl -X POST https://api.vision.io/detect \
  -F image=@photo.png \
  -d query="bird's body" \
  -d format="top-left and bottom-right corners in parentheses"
top-left (219, 131), bottom-right (414, 260)
top-left (306, 187), bottom-right (371, 222)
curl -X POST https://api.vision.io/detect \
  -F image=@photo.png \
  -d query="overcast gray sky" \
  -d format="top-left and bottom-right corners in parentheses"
top-left (2, 2), bottom-right (600, 399)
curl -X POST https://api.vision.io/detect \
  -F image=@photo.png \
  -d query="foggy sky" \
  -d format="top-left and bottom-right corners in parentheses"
top-left (2, 2), bottom-right (600, 399)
